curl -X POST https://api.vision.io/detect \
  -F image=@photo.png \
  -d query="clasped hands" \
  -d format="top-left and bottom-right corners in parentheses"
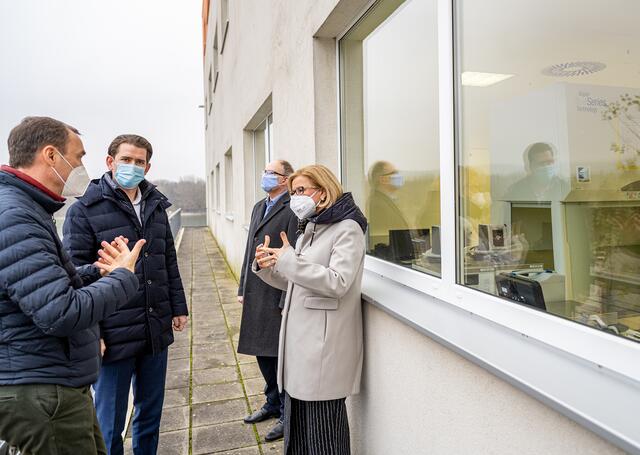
top-left (255, 232), bottom-right (291, 269)
top-left (94, 235), bottom-right (146, 276)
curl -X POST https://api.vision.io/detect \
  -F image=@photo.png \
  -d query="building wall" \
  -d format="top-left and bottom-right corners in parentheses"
top-left (203, 1), bottom-right (624, 453)
top-left (348, 303), bottom-right (622, 454)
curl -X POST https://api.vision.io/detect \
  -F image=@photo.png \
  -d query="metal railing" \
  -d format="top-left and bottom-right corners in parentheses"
top-left (168, 208), bottom-right (182, 238)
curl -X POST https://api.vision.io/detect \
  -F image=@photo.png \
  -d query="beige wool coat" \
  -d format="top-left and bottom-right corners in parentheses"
top-left (252, 218), bottom-right (365, 401)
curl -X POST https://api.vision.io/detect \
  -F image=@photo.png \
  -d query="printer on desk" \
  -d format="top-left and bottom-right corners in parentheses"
top-left (495, 270), bottom-right (565, 310)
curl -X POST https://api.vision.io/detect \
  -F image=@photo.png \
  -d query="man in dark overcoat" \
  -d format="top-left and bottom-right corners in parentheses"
top-left (238, 159), bottom-right (298, 442)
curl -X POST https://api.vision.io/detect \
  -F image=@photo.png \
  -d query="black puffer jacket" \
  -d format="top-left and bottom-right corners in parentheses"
top-left (63, 173), bottom-right (188, 363)
top-left (0, 167), bottom-right (139, 387)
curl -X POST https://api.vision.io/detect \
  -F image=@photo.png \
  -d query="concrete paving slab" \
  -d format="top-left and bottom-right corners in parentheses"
top-left (192, 366), bottom-right (239, 386)
top-left (244, 377), bottom-right (267, 397)
top-left (160, 405), bottom-right (190, 432)
top-left (239, 362), bottom-right (261, 380)
top-left (192, 421), bottom-right (256, 454)
top-left (165, 368), bottom-right (190, 390)
top-left (164, 387), bottom-right (190, 408)
top-left (192, 398), bottom-right (248, 427)
top-left (192, 382), bottom-right (245, 404)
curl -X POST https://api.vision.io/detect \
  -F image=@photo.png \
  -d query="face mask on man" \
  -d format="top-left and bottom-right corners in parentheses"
top-left (532, 164), bottom-right (556, 183)
top-left (261, 173), bottom-right (280, 192)
top-left (115, 163), bottom-right (145, 189)
top-left (50, 150), bottom-right (91, 197)
top-left (290, 190), bottom-right (320, 220)
top-left (389, 173), bottom-right (404, 188)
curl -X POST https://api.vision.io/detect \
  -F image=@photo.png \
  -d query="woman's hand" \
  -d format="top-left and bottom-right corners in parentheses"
top-left (256, 232), bottom-right (290, 269)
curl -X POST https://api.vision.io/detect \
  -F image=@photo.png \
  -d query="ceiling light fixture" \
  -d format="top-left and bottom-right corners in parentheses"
top-left (461, 72), bottom-right (514, 87)
top-left (542, 61), bottom-right (606, 77)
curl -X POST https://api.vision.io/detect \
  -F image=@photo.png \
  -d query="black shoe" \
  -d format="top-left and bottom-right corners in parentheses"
top-left (264, 420), bottom-right (284, 442)
top-left (243, 406), bottom-right (280, 424)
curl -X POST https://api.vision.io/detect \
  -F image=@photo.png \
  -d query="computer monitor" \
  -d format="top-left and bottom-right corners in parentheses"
top-left (478, 224), bottom-right (510, 251)
top-left (389, 228), bottom-right (432, 262)
top-left (495, 272), bottom-right (546, 310)
top-left (389, 230), bottom-right (414, 262)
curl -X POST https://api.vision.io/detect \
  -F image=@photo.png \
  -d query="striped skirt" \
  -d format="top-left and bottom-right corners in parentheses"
top-left (284, 392), bottom-right (350, 455)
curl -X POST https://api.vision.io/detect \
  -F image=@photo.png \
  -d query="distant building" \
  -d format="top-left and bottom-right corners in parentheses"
top-left (202, 1), bottom-right (640, 453)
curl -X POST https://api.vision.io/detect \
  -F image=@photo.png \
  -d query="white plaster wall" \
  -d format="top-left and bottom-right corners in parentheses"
top-left (348, 303), bottom-right (624, 455)
top-left (203, 0), bottom-right (626, 452)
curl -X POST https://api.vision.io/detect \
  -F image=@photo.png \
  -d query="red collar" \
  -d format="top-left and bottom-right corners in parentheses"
top-left (1, 165), bottom-right (66, 202)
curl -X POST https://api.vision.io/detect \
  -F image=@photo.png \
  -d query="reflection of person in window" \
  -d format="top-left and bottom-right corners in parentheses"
top-left (506, 142), bottom-right (564, 202)
top-left (366, 161), bottom-right (409, 256)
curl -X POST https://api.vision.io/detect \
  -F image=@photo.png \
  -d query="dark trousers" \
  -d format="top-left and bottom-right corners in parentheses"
top-left (0, 383), bottom-right (107, 455)
top-left (256, 356), bottom-right (285, 419)
top-left (94, 349), bottom-right (168, 455)
top-left (284, 392), bottom-right (350, 455)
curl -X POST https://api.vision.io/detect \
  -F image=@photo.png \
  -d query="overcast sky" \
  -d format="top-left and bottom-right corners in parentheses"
top-left (0, 0), bottom-right (205, 181)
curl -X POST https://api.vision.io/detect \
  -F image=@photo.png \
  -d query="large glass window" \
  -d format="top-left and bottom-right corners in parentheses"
top-left (340, 0), bottom-right (441, 276)
top-left (252, 114), bottom-right (274, 203)
top-left (224, 149), bottom-right (233, 218)
top-left (456, 0), bottom-right (640, 342)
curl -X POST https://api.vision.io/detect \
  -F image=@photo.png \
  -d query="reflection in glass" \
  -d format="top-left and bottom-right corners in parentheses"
top-left (340, 0), bottom-right (441, 276)
top-left (457, 0), bottom-right (640, 342)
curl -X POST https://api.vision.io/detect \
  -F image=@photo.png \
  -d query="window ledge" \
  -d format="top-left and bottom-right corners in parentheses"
top-left (361, 263), bottom-right (640, 453)
top-left (225, 214), bottom-right (234, 222)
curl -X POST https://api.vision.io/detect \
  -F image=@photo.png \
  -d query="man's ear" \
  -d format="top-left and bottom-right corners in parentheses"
top-left (41, 145), bottom-right (58, 166)
top-left (144, 162), bottom-right (151, 175)
top-left (106, 155), bottom-right (116, 172)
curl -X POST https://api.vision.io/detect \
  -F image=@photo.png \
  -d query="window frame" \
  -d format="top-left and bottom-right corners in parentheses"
top-left (336, 0), bottom-right (640, 451)
top-left (224, 148), bottom-right (234, 220)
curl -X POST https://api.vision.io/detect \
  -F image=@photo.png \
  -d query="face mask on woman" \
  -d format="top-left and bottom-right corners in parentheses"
top-left (115, 163), bottom-right (146, 189)
top-left (50, 150), bottom-right (91, 197)
top-left (290, 190), bottom-right (320, 220)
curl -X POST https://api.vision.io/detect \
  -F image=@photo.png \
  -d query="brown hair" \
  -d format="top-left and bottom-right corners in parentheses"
top-left (8, 116), bottom-right (80, 168)
top-left (288, 164), bottom-right (343, 210)
top-left (279, 159), bottom-right (294, 176)
top-left (108, 134), bottom-right (153, 161)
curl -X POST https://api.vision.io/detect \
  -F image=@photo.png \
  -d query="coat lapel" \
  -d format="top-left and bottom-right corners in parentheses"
top-left (255, 193), bottom-right (290, 233)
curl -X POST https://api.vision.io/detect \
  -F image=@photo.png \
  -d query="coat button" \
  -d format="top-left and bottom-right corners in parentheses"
top-left (148, 307), bottom-right (153, 313)
top-left (147, 279), bottom-right (152, 285)
top-left (144, 252), bottom-right (149, 258)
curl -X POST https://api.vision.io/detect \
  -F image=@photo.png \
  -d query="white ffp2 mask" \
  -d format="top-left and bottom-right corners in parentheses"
top-left (51, 151), bottom-right (91, 197)
top-left (290, 191), bottom-right (319, 220)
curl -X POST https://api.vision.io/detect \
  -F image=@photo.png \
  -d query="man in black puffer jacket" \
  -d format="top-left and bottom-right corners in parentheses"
top-left (0, 116), bottom-right (145, 454)
top-left (63, 134), bottom-right (188, 455)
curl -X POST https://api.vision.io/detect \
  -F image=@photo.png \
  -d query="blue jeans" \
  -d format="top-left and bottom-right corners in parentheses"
top-left (94, 349), bottom-right (168, 455)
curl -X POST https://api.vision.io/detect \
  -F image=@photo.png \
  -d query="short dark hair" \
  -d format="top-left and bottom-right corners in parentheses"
top-left (279, 160), bottom-right (294, 176)
top-left (7, 116), bottom-right (80, 168)
top-left (108, 134), bottom-right (153, 162)
top-left (526, 142), bottom-right (554, 165)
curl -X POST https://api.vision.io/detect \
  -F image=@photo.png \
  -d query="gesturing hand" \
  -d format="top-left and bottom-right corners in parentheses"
top-left (94, 236), bottom-right (146, 275)
top-left (256, 232), bottom-right (290, 269)
top-left (97, 237), bottom-right (129, 276)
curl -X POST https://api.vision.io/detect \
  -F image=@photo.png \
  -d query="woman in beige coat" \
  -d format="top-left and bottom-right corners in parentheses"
top-left (252, 164), bottom-right (367, 455)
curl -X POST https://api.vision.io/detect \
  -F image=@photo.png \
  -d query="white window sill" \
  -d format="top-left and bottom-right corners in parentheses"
top-left (362, 256), bottom-right (640, 453)
top-left (225, 214), bottom-right (234, 222)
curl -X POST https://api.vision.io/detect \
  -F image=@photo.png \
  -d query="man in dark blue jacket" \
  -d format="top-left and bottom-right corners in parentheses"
top-left (0, 116), bottom-right (145, 454)
top-left (63, 134), bottom-right (188, 455)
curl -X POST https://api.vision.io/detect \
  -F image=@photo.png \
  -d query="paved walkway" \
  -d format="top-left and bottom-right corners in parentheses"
top-left (125, 227), bottom-right (284, 455)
